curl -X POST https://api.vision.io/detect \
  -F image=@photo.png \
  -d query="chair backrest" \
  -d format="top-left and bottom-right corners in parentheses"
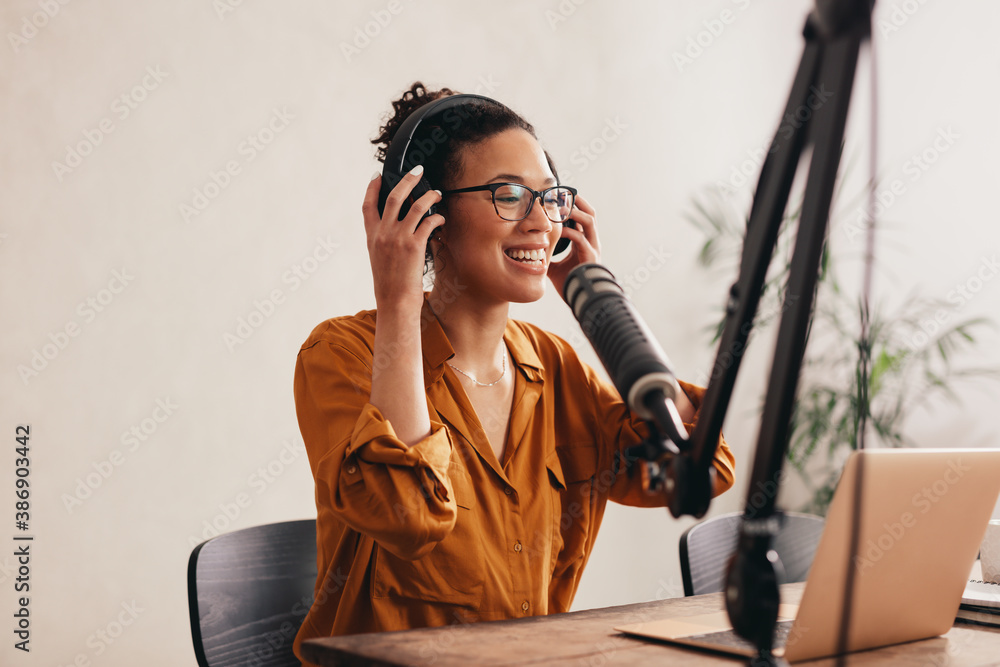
top-left (188, 519), bottom-right (317, 667)
top-left (679, 511), bottom-right (824, 596)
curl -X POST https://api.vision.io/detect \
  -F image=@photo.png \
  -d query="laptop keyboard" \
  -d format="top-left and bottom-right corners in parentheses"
top-left (684, 619), bottom-right (795, 651)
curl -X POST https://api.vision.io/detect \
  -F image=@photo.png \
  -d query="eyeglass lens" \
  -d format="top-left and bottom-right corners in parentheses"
top-left (494, 184), bottom-right (574, 223)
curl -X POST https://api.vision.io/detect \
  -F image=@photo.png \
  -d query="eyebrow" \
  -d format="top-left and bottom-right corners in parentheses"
top-left (487, 173), bottom-right (558, 186)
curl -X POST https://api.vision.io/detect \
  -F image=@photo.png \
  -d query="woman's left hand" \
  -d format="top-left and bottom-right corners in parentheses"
top-left (547, 194), bottom-right (601, 297)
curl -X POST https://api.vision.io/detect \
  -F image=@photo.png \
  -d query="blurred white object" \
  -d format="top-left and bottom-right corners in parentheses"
top-left (981, 520), bottom-right (1000, 584)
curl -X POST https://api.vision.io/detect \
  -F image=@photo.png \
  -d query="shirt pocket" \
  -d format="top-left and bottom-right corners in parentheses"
top-left (546, 449), bottom-right (567, 571)
top-left (371, 464), bottom-right (484, 608)
top-left (552, 443), bottom-right (600, 579)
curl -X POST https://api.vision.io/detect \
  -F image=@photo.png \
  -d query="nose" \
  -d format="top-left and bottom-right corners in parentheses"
top-left (520, 194), bottom-right (554, 233)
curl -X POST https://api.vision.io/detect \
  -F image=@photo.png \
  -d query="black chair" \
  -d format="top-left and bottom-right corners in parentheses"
top-left (679, 511), bottom-right (825, 597)
top-left (187, 520), bottom-right (317, 667)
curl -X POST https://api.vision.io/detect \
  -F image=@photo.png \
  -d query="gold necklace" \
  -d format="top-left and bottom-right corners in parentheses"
top-left (447, 348), bottom-right (507, 387)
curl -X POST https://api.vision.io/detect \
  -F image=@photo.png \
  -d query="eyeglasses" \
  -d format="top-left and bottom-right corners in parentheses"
top-left (439, 183), bottom-right (577, 223)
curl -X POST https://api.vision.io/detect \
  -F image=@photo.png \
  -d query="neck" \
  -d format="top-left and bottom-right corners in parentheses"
top-left (428, 275), bottom-right (510, 376)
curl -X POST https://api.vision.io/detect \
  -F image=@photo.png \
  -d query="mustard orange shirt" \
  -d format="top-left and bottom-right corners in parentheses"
top-left (292, 295), bottom-right (735, 662)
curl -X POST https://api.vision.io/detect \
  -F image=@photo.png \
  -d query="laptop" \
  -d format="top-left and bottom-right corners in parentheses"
top-left (615, 448), bottom-right (1000, 662)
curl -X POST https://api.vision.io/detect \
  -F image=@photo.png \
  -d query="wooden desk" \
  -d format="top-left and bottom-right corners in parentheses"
top-left (302, 584), bottom-right (1000, 666)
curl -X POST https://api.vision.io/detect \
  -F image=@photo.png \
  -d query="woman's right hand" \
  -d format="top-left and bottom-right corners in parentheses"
top-left (362, 165), bottom-right (444, 315)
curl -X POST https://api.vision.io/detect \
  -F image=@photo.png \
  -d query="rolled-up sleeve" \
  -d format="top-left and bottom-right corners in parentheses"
top-left (577, 359), bottom-right (735, 507)
top-left (295, 336), bottom-right (458, 560)
top-left (677, 379), bottom-right (735, 497)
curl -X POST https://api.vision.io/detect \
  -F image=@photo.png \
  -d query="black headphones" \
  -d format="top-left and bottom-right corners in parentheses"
top-left (377, 92), bottom-right (573, 255)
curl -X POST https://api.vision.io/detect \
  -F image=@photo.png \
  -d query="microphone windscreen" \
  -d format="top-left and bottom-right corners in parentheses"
top-left (563, 264), bottom-right (680, 418)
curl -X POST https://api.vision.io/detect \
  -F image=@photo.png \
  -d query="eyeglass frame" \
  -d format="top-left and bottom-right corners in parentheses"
top-left (438, 182), bottom-right (578, 223)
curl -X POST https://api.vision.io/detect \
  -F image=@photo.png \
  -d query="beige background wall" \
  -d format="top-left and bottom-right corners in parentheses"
top-left (2, 1), bottom-right (999, 665)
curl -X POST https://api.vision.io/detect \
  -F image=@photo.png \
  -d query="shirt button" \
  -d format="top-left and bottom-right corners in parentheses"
top-left (346, 465), bottom-right (357, 474)
top-left (514, 541), bottom-right (522, 553)
top-left (504, 487), bottom-right (513, 495)
top-left (521, 601), bottom-right (530, 612)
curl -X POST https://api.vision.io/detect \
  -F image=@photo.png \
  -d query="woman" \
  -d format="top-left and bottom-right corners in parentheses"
top-left (292, 82), bottom-right (735, 660)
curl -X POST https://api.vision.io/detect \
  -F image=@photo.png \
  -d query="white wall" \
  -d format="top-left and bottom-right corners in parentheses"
top-left (2, 1), bottom-right (998, 664)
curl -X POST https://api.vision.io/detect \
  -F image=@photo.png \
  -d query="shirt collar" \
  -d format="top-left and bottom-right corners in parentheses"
top-left (504, 318), bottom-right (544, 383)
top-left (419, 293), bottom-right (546, 386)
top-left (419, 295), bottom-right (455, 387)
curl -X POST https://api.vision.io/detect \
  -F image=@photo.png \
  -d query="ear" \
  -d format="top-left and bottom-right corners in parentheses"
top-left (427, 226), bottom-right (446, 267)
top-left (426, 233), bottom-right (445, 277)
top-left (430, 200), bottom-right (449, 244)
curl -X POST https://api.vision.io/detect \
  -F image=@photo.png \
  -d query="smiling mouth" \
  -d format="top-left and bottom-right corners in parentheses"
top-left (504, 248), bottom-right (546, 266)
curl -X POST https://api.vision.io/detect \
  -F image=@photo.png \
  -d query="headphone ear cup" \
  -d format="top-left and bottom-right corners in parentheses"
top-left (377, 172), bottom-right (435, 225)
top-left (553, 219), bottom-right (575, 255)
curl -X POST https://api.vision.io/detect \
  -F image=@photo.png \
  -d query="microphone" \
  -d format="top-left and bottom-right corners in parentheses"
top-left (562, 263), bottom-right (689, 445)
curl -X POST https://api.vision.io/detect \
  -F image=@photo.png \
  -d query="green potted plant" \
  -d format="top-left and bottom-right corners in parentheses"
top-left (688, 185), bottom-right (997, 514)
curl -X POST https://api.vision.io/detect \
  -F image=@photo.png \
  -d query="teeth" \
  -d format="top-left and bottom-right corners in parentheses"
top-left (506, 248), bottom-right (543, 262)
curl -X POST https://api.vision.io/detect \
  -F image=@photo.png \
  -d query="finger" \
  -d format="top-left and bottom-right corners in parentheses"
top-left (416, 212), bottom-right (446, 244)
top-left (383, 164), bottom-right (429, 224)
top-left (567, 207), bottom-right (594, 232)
top-left (558, 224), bottom-right (590, 247)
top-left (558, 225), bottom-right (600, 264)
top-left (569, 204), bottom-right (600, 244)
top-left (564, 210), bottom-right (595, 245)
top-left (403, 188), bottom-right (444, 233)
top-left (574, 194), bottom-right (596, 215)
top-left (362, 172), bottom-right (382, 234)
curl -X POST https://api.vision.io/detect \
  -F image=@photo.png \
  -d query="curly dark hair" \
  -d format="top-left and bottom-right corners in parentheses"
top-left (371, 82), bottom-right (559, 277)
top-left (371, 81), bottom-right (542, 191)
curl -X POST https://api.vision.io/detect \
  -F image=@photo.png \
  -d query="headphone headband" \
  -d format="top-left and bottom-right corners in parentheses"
top-left (383, 93), bottom-right (502, 178)
top-left (378, 93), bottom-right (504, 220)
